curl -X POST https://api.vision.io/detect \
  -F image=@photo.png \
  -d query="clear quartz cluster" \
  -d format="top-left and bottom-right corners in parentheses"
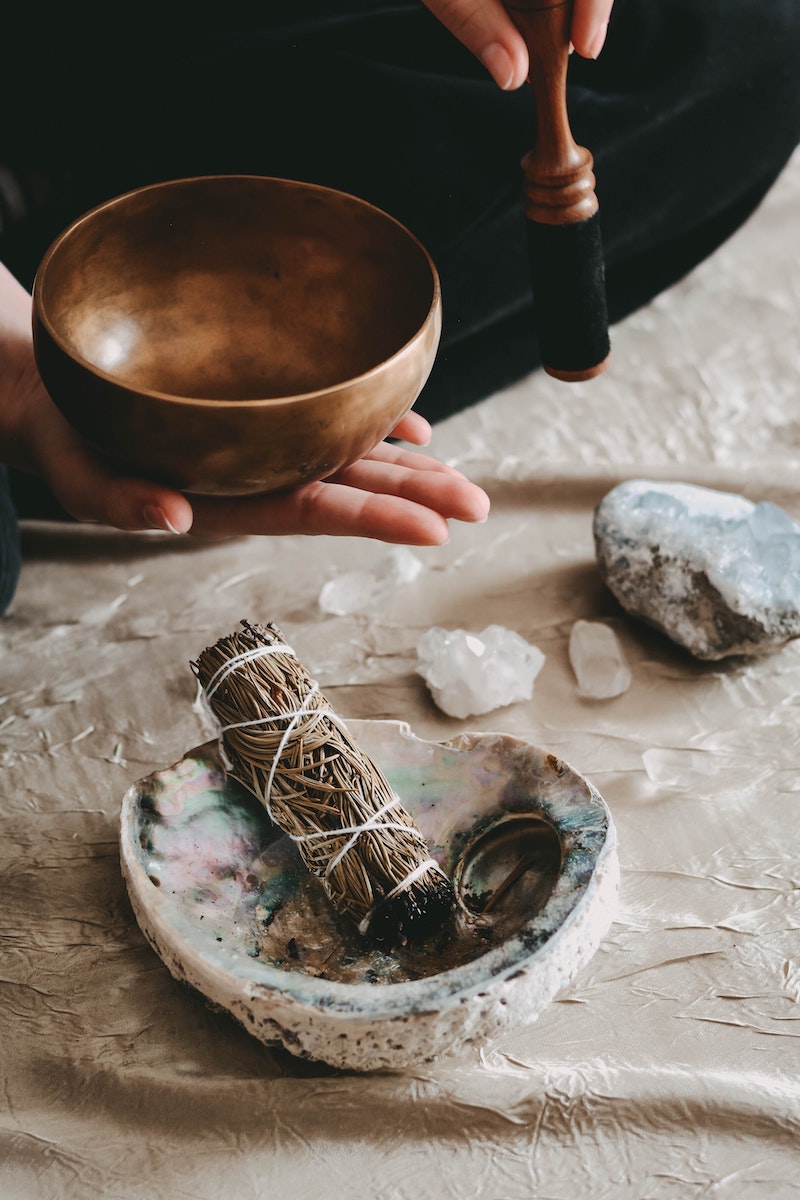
top-left (593, 479), bottom-right (800, 660)
top-left (415, 625), bottom-right (546, 719)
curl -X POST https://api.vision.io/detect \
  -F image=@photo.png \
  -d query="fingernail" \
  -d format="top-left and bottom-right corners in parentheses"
top-left (589, 21), bottom-right (608, 59)
top-left (482, 42), bottom-right (515, 90)
top-left (143, 504), bottom-right (181, 535)
top-left (569, 41), bottom-right (575, 55)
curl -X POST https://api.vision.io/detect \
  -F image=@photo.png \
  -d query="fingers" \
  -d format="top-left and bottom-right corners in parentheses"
top-left (188, 448), bottom-right (490, 544)
top-left (334, 443), bottom-right (491, 523)
top-left (422, 0), bottom-right (613, 81)
top-left (190, 483), bottom-right (455, 545)
top-left (422, 0), bottom-right (529, 90)
top-left (359, 439), bottom-right (463, 476)
top-left (389, 409), bottom-right (432, 446)
top-left (571, 0), bottom-right (614, 59)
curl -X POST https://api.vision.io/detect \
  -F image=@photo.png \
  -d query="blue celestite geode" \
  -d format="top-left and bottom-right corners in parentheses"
top-left (593, 479), bottom-right (800, 660)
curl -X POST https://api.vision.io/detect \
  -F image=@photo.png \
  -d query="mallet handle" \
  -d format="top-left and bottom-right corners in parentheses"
top-left (506, 0), bottom-right (599, 225)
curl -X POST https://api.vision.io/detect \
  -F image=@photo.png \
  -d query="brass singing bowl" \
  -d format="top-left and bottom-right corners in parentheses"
top-left (32, 175), bottom-right (441, 496)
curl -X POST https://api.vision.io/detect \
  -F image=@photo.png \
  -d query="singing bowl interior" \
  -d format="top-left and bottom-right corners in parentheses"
top-left (32, 176), bottom-right (441, 495)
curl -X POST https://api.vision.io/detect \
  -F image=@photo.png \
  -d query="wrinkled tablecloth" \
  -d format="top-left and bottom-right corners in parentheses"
top-left (2, 150), bottom-right (799, 1199)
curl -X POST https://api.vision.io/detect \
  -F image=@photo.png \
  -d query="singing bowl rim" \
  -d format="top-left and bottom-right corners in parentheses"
top-left (32, 173), bottom-right (442, 410)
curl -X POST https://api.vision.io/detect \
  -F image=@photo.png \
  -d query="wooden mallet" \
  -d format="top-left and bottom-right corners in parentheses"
top-left (505, 0), bottom-right (611, 380)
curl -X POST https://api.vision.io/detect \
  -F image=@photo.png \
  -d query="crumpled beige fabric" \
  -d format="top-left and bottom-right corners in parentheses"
top-left (2, 150), bottom-right (799, 1200)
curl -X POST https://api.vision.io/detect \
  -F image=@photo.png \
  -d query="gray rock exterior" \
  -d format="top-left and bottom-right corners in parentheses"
top-left (593, 480), bottom-right (800, 660)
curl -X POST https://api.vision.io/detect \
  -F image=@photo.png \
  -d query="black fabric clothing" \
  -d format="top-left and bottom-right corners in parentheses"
top-left (3, 2), bottom-right (800, 415)
top-left (1, 0), bottom-right (800, 610)
top-left (0, 467), bottom-right (20, 613)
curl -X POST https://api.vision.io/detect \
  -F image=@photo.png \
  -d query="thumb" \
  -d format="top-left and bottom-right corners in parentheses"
top-left (422, 0), bottom-right (529, 90)
top-left (38, 414), bottom-right (194, 534)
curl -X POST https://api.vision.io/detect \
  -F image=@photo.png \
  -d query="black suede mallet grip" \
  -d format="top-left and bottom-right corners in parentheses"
top-left (505, 0), bottom-right (611, 380)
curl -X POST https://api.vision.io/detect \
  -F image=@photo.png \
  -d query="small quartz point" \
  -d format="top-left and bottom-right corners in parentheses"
top-left (594, 479), bottom-right (800, 660)
top-left (416, 624), bottom-right (545, 719)
top-left (319, 547), bottom-right (423, 615)
top-left (569, 620), bottom-right (632, 699)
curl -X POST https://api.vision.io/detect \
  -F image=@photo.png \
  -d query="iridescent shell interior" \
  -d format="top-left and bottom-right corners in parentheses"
top-left (119, 719), bottom-right (618, 1068)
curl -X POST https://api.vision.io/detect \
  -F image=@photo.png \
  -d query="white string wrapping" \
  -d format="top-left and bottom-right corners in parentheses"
top-left (192, 621), bottom-right (452, 937)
